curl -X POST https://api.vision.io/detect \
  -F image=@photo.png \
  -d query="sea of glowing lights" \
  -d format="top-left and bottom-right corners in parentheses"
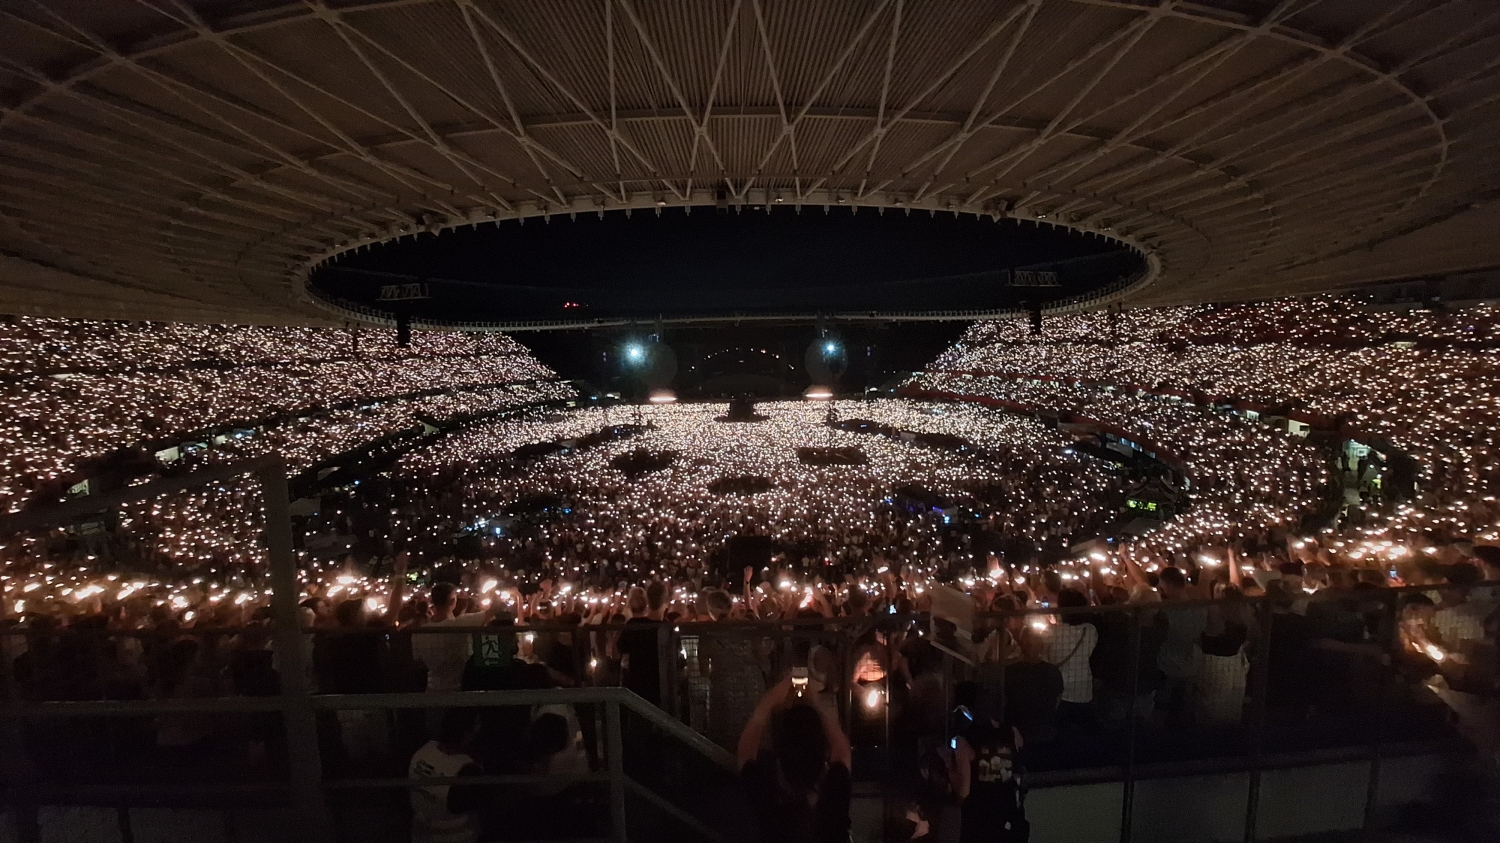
top-left (0, 318), bottom-right (557, 513)
top-left (920, 295), bottom-right (1500, 568)
top-left (4, 297), bottom-right (1500, 629)
top-left (389, 399), bottom-right (1127, 577)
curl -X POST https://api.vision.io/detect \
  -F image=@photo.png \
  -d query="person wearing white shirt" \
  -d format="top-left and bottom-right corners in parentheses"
top-left (409, 708), bottom-right (484, 843)
top-left (413, 583), bottom-right (492, 694)
top-left (1039, 588), bottom-right (1098, 717)
top-left (1432, 564), bottom-right (1487, 651)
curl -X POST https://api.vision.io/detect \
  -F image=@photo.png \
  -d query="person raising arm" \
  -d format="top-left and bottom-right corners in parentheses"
top-left (736, 675), bottom-right (852, 843)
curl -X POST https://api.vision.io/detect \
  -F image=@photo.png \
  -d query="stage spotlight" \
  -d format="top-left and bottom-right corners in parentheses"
top-left (806, 334), bottom-right (847, 384)
top-left (804, 385), bottom-right (833, 400)
top-left (648, 390), bottom-right (677, 404)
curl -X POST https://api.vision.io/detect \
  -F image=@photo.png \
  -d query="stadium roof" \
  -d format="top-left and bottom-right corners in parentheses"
top-left (1, 0), bottom-right (1498, 324)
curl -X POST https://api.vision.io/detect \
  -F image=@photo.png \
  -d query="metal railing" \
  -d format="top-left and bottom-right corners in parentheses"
top-left (3, 687), bottom-right (733, 843)
top-left (646, 584), bottom-right (1490, 842)
top-left (1, 458), bottom-right (1493, 842)
top-left (0, 459), bottom-right (740, 843)
top-left (3, 591), bottom-right (1486, 841)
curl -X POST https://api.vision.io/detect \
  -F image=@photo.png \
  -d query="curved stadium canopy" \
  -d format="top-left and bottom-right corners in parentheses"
top-left (0, 0), bottom-right (1498, 324)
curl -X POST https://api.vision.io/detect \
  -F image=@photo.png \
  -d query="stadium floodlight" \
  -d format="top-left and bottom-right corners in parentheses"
top-left (823, 340), bottom-right (839, 355)
top-left (624, 342), bottom-right (646, 364)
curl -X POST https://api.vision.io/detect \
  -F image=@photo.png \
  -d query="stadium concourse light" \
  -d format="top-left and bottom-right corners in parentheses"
top-left (648, 390), bottom-right (677, 404)
top-left (803, 385), bottom-right (833, 400)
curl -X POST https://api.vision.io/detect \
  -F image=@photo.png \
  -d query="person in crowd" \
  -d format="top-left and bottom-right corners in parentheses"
top-left (1474, 546), bottom-right (1500, 592)
top-left (1000, 627), bottom-right (1064, 747)
top-left (1263, 580), bottom-right (1316, 722)
top-left (1036, 588), bottom-right (1096, 732)
top-left (1396, 593), bottom-right (1441, 671)
top-left (619, 581), bottom-right (667, 706)
top-left (318, 599), bottom-right (392, 764)
top-left (152, 637), bottom-right (227, 765)
top-left (1194, 585), bottom-right (1252, 726)
top-left (953, 709), bottom-right (1028, 842)
top-left (301, 597), bottom-right (335, 628)
top-left (736, 674), bottom-right (852, 843)
top-left (885, 803), bottom-right (935, 841)
top-left (229, 614), bottom-right (278, 697)
top-left (497, 709), bottom-right (599, 838)
top-left (1432, 564), bottom-right (1488, 652)
top-left (1149, 565), bottom-right (1210, 728)
top-left (702, 586), bottom-right (767, 750)
top-left (523, 708), bottom-right (590, 795)
top-left (408, 708), bottom-right (485, 843)
top-left (1092, 586), bottom-right (1166, 727)
top-left (412, 582), bottom-right (493, 694)
top-left (459, 613), bottom-right (550, 773)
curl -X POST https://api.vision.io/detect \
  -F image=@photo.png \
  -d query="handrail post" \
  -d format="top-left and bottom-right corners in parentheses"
top-left (606, 699), bottom-right (629, 843)
top-left (1243, 598), bottom-right (1274, 843)
top-left (1363, 591), bottom-right (1399, 830)
top-left (1120, 607), bottom-right (1143, 843)
top-left (657, 623), bottom-right (673, 720)
top-left (257, 461), bottom-right (330, 840)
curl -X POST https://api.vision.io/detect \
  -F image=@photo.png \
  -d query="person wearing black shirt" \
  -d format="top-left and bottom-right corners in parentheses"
top-left (619, 583), bottom-right (666, 706)
top-left (737, 675), bottom-right (853, 843)
top-left (316, 600), bottom-right (388, 694)
top-left (955, 715), bottom-right (1028, 842)
top-left (1092, 598), bottom-right (1167, 727)
top-left (1002, 630), bottom-right (1064, 746)
top-left (1263, 581), bottom-right (1315, 721)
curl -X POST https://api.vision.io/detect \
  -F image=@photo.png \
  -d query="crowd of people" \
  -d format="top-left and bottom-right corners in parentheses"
top-left (383, 400), bottom-right (1129, 588)
top-left (906, 373), bottom-right (1333, 559)
top-left (2, 299), bottom-right (1500, 841)
top-left (6, 527), bottom-right (1495, 841)
top-left (0, 317), bottom-right (562, 513)
top-left (919, 295), bottom-right (1500, 568)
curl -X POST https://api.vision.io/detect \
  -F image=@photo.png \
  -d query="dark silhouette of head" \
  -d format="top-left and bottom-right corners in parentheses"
top-left (774, 704), bottom-right (829, 792)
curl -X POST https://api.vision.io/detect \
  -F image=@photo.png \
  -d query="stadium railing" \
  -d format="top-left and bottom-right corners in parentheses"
top-left (0, 458), bottom-right (1492, 842)
top-left (0, 459), bottom-right (737, 843)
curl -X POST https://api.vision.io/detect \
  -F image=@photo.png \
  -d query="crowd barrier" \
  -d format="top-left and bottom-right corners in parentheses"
top-left (0, 459), bottom-right (1492, 842)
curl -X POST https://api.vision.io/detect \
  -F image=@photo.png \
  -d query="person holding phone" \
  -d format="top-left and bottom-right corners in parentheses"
top-left (791, 666), bottom-right (809, 698)
top-left (736, 674), bottom-right (852, 843)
